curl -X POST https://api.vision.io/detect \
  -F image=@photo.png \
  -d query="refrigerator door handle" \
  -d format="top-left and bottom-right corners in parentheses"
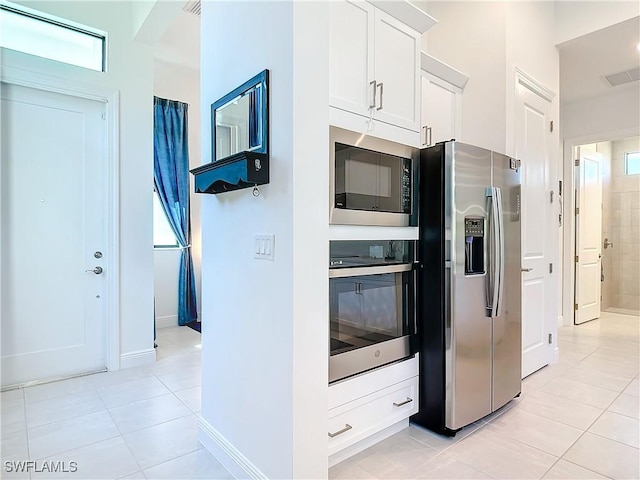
top-left (494, 187), bottom-right (505, 317)
top-left (485, 187), bottom-right (499, 315)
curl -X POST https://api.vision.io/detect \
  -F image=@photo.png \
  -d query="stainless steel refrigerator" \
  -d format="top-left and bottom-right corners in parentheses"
top-left (412, 141), bottom-right (522, 436)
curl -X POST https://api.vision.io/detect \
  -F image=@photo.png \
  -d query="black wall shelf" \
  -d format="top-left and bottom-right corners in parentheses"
top-left (190, 151), bottom-right (269, 195)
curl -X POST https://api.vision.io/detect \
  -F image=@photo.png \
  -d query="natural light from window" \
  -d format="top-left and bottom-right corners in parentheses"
top-left (0, 4), bottom-right (105, 72)
top-left (625, 152), bottom-right (640, 175)
top-left (153, 192), bottom-right (179, 248)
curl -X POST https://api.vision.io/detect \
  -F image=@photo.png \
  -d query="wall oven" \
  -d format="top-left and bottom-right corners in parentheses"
top-left (329, 240), bottom-right (416, 383)
top-left (330, 126), bottom-right (417, 227)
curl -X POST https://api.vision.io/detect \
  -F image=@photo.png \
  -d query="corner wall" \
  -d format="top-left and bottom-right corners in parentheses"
top-left (198, 2), bottom-right (328, 478)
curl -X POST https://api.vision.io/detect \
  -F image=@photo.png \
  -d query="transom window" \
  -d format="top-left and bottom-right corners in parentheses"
top-left (0, 3), bottom-right (105, 72)
top-left (625, 152), bottom-right (640, 176)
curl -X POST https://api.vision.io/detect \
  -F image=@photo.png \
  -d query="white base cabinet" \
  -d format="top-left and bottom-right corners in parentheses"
top-left (328, 355), bottom-right (419, 465)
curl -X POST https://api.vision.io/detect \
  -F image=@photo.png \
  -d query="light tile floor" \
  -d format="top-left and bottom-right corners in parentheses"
top-left (330, 311), bottom-right (640, 480)
top-left (2, 312), bottom-right (638, 479)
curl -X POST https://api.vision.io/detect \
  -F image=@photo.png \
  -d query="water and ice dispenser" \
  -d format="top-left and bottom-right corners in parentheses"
top-left (464, 217), bottom-right (485, 275)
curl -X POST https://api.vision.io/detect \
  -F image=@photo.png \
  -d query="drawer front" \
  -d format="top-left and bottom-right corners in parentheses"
top-left (328, 376), bottom-right (418, 454)
top-left (329, 354), bottom-right (418, 410)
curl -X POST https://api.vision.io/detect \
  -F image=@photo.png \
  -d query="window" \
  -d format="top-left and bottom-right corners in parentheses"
top-left (625, 152), bottom-right (640, 175)
top-left (0, 3), bottom-right (105, 72)
top-left (153, 192), bottom-right (179, 248)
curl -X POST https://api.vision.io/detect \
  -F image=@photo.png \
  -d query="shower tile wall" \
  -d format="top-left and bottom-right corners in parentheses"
top-left (609, 136), bottom-right (640, 312)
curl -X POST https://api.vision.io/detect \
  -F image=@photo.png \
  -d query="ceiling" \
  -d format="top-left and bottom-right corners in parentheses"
top-left (559, 16), bottom-right (640, 105)
top-left (154, 9), bottom-right (200, 71)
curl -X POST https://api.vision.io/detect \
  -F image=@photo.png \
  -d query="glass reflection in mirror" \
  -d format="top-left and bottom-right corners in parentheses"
top-left (212, 69), bottom-right (268, 162)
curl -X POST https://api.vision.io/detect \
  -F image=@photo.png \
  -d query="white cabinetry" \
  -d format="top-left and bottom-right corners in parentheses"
top-left (329, 1), bottom-right (435, 145)
top-left (420, 52), bottom-right (468, 147)
top-left (328, 355), bottom-right (419, 466)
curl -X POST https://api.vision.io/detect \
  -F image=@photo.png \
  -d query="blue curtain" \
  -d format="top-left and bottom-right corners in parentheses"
top-left (153, 97), bottom-right (198, 326)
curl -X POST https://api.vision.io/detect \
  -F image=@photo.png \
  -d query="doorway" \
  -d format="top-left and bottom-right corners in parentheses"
top-left (0, 82), bottom-right (111, 387)
top-left (573, 136), bottom-right (640, 324)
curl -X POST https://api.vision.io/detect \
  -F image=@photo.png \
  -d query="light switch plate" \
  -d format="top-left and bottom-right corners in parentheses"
top-left (254, 234), bottom-right (275, 260)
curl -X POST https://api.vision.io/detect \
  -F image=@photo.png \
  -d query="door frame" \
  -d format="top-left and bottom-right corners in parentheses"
top-left (0, 65), bottom-right (121, 372)
top-left (561, 127), bottom-right (639, 327)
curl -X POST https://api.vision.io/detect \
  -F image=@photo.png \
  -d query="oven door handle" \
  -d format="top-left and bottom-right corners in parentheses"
top-left (329, 263), bottom-right (413, 278)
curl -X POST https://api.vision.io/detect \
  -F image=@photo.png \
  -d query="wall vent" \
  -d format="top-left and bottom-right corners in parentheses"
top-left (183, 0), bottom-right (201, 16)
top-left (605, 67), bottom-right (640, 87)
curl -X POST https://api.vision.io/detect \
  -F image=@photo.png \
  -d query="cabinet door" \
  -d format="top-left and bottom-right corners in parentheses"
top-left (329, 0), bottom-right (375, 117)
top-left (373, 9), bottom-right (420, 132)
top-left (421, 72), bottom-right (459, 147)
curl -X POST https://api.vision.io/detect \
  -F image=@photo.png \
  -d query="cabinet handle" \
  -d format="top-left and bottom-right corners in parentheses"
top-left (328, 424), bottom-right (352, 438)
top-left (377, 82), bottom-right (383, 111)
top-left (422, 126), bottom-right (428, 146)
top-left (369, 80), bottom-right (377, 109)
top-left (393, 397), bottom-right (413, 407)
top-left (427, 126), bottom-right (432, 146)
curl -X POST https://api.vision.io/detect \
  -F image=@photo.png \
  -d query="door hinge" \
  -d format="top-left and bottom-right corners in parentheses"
top-left (575, 255), bottom-right (579, 263)
top-left (548, 333), bottom-right (553, 344)
top-left (101, 112), bottom-right (106, 120)
top-left (575, 207), bottom-right (580, 215)
top-left (559, 180), bottom-right (563, 196)
top-left (550, 190), bottom-right (554, 203)
top-left (550, 121), bottom-right (554, 133)
top-left (574, 303), bottom-right (578, 311)
top-left (549, 263), bottom-right (553, 274)
top-left (575, 158), bottom-right (580, 166)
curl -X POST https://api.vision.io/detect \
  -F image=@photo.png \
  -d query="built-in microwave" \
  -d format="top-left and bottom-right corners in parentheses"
top-left (330, 126), bottom-right (417, 227)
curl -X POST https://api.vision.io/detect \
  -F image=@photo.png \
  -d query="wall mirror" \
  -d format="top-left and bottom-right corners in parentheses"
top-left (212, 69), bottom-right (269, 162)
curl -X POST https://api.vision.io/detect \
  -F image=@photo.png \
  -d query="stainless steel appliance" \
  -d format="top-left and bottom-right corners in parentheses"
top-left (330, 126), bottom-right (416, 227)
top-left (413, 141), bottom-right (522, 435)
top-left (329, 240), bottom-right (416, 383)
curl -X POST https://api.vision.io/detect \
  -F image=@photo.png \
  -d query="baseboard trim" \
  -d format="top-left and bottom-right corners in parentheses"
top-left (198, 416), bottom-right (267, 480)
top-left (120, 348), bottom-right (156, 369)
top-left (155, 315), bottom-right (178, 329)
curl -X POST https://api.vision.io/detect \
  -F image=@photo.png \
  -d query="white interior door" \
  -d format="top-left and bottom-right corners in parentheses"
top-left (516, 83), bottom-right (555, 379)
top-left (575, 148), bottom-right (603, 324)
top-left (1, 82), bottom-right (107, 387)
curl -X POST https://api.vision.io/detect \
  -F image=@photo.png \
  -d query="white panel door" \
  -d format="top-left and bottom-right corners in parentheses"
top-left (329, 0), bottom-right (375, 117)
top-left (373, 9), bottom-right (420, 132)
top-left (421, 72), bottom-right (458, 147)
top-left (516, 83), bottom-right (555, 379)
top-left (1, 83), bottom-right (107, 387)
top-left (575, 149), bottom-right (603, 324)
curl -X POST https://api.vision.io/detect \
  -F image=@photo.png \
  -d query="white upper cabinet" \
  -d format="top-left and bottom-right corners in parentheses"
top-left (373, 10), bottom-right (420, 131)
top-left (329, 1), bottom-right (375, 118)
top-left (329, 0), bottom-right (433, 137)
top-left (421, 73), bottom-right (458, 147)
top-left (420, 53), bottom-right (468, 147)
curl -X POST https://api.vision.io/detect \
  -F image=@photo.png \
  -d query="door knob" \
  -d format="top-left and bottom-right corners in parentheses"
top-left (86, 266), bottom-right (103, 274)
top-left (603, 238), bottom-right (614, 249)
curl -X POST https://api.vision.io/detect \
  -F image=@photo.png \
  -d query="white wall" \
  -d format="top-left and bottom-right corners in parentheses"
top-left (153, 59), bottom-right (202, 328)
top-left (423, 1), bottom-right (507, 153)
top-left (562, 88), bottom-right (640, 141)
top-left (199, 1), bottom-right (328, 478)
top-left (2, 1), bottom-right (155, 366)
top-left (554, 1), bottom-right (640, 45)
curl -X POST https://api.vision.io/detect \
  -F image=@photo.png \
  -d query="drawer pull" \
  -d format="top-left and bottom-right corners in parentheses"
top-left (393, 397), bottom-right (413, 407)
top-left (328, 424), bottom-right (352, 438)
